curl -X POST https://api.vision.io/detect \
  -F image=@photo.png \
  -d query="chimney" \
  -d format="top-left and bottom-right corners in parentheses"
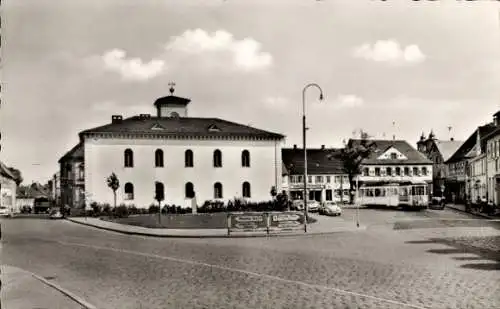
top-left (111, 115), bottom-right (123, 124)
top-left (321, 145), bottom-right (325, 150)
top-left (293, 144), bottom-right (297, 149)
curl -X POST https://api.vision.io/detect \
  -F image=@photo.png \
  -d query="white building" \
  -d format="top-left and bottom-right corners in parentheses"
top-left (77, 88), bottom-right (285, 209)
top-left (0, 161), bottom-right (18, 213)
top-left (485, 111), bottom-right (500, 206)
top-left (282, 146), bottom-right (351, 203)
top-left (354, 139), bottom-right (433, 191)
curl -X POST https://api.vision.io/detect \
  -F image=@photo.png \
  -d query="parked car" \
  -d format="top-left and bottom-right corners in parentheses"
top-left (291, 200), bottom-right (304, 211)
top-left (49, 208), bottom-right (64, 219)
top-left (430, 196), bottom-right (446, 210)
top-left (319, 202), bottom-right (342, 216)
top-left (307, 200), bottom-right (320, 212)
top-left (0, 206), bottom-right (11, 217)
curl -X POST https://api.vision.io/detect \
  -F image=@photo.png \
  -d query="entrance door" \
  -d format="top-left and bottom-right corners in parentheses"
top-left (314, 190), bottom-right (322, 202)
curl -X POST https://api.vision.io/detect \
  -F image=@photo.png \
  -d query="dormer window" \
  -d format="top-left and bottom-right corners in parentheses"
top-left (151, 123), bottom-right (165, 130)
top-left (170, 112), bottom-right (180, 118)
top-left (208, 124), bottom-right (221, 132)
top-left (390, 153), bottom-right (397, 160)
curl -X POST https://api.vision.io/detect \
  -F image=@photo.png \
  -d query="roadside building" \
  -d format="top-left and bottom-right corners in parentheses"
top-left (484, 111), bottom-right (500, 207)
top-left (58, 143), bottom-right (85, 209)
top-left (352, 139), bottom-right (433, 193)
top-left (281, 145), bottom-right (350, 203)
top-left (417, 131), bottom-right (463, 197)
top-left (445, 121), bottom-right (497, 204)
top-left (61, 87), bottom-right (285, 209)
top-left (0, 161), bottom-right (18, 213)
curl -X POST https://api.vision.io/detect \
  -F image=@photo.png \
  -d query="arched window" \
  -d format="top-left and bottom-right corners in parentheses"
top-left (124, 182), bottom-right (134, 200)
top-left (214, 182), bottom-right (223, 199)
top-left (155, 149), bottom-right (164, 167)
top-left (242, 182), bottom-right (251, 198)
top-left (124, 149), bottom-right (134, 167)
top-left (395, 167), bottom-right (401, 176)
top-left (213, 149), bottom-right (222, 167)
top-left (185, 149), bottom-right (194, 167)
top-left (386, 167), bottom-right (392, 176)
top-left (241, 150), bottom-right (250, 167)
top-left (155, 181), bottom-right (164, 200)
top-left (422, 167), bottom-right (428, 176)
top-left (363, 168), bottom-right (369, 176)
top-left (185, 182), bottom-right (195, 198)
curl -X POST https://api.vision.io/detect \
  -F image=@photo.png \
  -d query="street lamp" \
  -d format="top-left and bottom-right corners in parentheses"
top-left (302, 83), bottom-right (324, 233)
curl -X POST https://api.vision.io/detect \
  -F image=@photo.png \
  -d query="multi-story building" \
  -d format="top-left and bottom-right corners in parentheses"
top-left (65, 87), bottom-right (285, 209)
top-left (485, 111), bottom-right (500, 206)
top-left (351, 139), bottom-right (433, 192)
top-left (281, 146), bottom-right (350, 203)
top-left (446, 120), bottom-right (497, 204)
top-left (58, 143), bottom-right (85, 208)
top-left (0, 160), bottom-right (18, 213)
top-left (50, 172), bottom-right (61, 206)
top-left (417, 131), bottom-right (463, 196)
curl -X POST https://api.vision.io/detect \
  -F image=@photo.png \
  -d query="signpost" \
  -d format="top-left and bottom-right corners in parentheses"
top-left (227, 212), bottom-right (268, 235)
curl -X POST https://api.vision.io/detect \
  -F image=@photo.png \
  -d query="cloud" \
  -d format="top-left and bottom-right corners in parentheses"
top-left (353, 40), bottom-right (426, 64)
top-left (263, 96), bottom-right (288, 109)
top-left (101, 49), bottom-right (166, 81)
top-left (91, 101), bottom-right (152, 116)
top-left (334, 95), bottom-right (364, 108)
top-left (165, 29), bottom-right (273, 71)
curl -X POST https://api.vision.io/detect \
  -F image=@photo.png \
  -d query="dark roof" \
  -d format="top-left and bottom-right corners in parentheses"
top-left (17, 183), bottom-right (50, 199)
top-left (153, 95), bottom-right (191, 107)
top-left (58, 143), bottom-right (84, 163)
top-left (282, 148), bottom-right (345, 175)
top-left (348, 139), bottom-right (432, 165)
top-left (446, 123), bottom-right (497, 164)
top-left (79, 116), bottom-right (285, 140)
top-left (0, 161), bottom-right (16, 180)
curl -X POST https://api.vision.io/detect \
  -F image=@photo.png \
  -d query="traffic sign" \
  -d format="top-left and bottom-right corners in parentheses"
top-left (268, 212), bottom-right (304, 232)
top-left (227, 213), bottom-right (268, 233)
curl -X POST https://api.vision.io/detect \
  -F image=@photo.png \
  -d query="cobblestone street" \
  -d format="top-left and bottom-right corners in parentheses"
top-left (2, 208), bottom-right (499, 309)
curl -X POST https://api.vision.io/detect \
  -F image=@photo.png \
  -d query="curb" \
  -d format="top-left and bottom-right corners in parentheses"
top-left (3, 265), bottom-right (96, 309)
top-left (67, 218), bottom-right (366, 239)
top-left (445, 205), bottom-right (496, 220)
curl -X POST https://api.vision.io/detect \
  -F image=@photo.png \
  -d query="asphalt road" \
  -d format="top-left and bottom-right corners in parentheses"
top-left (1, 208), bottom-right (499, 309)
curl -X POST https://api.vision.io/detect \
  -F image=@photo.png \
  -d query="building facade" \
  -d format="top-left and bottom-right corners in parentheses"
top-left (351, 139), bottom-right (433, 192)
top-left (485, 112), bottom-right (500, 206)
top-left (74, 89), bottom-right (284, 208)
top-left (417, 131), bottom-right (463, 196)
top-left (58, 143), bottom-right (85, 209)
top-left (446, 121), bottom-right (497, 204)
top-left (281, 146), bottom-right (350, 203)
top-left (0, 161), bottom-right (18, 213)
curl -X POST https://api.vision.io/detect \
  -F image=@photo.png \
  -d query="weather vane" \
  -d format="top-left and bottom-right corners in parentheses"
top-left (168, 82), bottom-right (176, 95)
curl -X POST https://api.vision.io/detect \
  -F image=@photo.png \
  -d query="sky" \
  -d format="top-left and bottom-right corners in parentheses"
top-left (1, 0), bottom-right (499, 184)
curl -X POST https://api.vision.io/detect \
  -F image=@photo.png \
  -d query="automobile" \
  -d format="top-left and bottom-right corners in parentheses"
top-left (0, 206), bottom-right (11, 217)
top-left (307, 200), bottom-right (320, 212)
top-left (291, 200), bottom-right (304, 211)
top-left (319, 202), bottom-right (342, 216)
top-left (429, 196), bottom-right (446, 210)
top-left (49, 208), bottom-right (64, 219)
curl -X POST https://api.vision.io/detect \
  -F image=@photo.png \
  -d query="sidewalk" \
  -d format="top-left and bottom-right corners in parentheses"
top-left (446, 203), bottom-right (500, 220)
top-left (1, 265), bottom-right (93, 309)
top-left (67, 215), bottom-right (366, 238)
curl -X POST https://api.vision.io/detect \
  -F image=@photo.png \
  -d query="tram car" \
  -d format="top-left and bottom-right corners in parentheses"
top-left (357, 181), bottom-right (429, 210)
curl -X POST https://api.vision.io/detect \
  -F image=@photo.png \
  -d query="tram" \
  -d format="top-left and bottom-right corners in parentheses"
top-left (357, 181), bottom-right (429, 210)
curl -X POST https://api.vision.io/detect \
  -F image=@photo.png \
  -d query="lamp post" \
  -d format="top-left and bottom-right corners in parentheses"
top-left (302, 83), bottom-right (324, 233)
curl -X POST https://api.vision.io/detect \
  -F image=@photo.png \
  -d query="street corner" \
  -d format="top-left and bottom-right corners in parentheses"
top-left (1, 265), bottom-right (94, 309)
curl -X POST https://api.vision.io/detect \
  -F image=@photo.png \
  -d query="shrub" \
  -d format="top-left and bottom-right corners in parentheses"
top-left (127, 205), bottom-right (138, 215)
top-left (149, 204), bottom-right (160, 214)
top-left (114, 205), bottom-right (129, 218)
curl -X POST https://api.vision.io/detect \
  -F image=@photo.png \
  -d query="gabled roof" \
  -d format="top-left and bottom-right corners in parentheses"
top-left (446, 123), bottom-right (497, 164)
top-left (434, 140), bottom-right (464, 162)
top-left (0, 161), bottom-right (16, 180)
top-left (58, 142), bottom-right (84, 163)
top-left (282, 148), bottom-right (345, 175)
top-left (17, 183), bottom-right (50, 199)
top-left (79, 116), bottom-right (285, 140)
top-left (348, 139), bottom-right (432, 165)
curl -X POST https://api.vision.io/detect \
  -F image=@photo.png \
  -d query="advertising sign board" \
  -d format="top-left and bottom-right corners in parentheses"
top-left (268, 212), bottom-right (304, 232)
top-left (227, 212), bottom-right (268, 234)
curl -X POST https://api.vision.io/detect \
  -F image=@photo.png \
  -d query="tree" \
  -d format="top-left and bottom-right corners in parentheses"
top-left (106, 173), bottom-right (120, 209)
top-left (8, 167), bottom-right (23, 186)
top-left (329, 130), bottom-right (376, 204)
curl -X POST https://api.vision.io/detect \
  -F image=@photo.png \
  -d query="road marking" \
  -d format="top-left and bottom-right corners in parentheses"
top-left (58, 241), bottom-right (430, 309)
